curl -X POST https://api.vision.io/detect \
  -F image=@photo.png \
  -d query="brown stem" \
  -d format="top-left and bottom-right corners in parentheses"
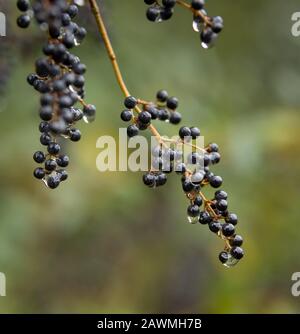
top-left (88, 0), bottom-right (130, 97)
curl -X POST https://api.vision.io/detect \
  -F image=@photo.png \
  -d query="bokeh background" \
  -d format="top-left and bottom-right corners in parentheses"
top-left (0, 0), bottom-right (300, 313)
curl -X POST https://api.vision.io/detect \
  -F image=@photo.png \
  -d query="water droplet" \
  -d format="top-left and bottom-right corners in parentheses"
top-left (74, 0), bottom-right (85, 6)
top-left (83, 114), bottom-right (95, 124)
top-left (201, 42), bottom-right (209, 49)
top-left (192, 17), bottom-right (201, 32)
top-left (74, 38), bottom-right (81, 46)
top-left (187, 215), bottom-right (199, 224)
top-left (223, 253), bottom-right (239, 268)
top-left (42, 177), bottom-right (49, 188)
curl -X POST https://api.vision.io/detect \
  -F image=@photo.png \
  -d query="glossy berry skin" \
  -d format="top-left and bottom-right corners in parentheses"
top-left (47, 142), bottom-right (61, 155)
top-left (219, 251), bottom-right (229, 264)
top-left (146, 7), bottom-right (160, 22)
top-left (190, 127), bottom-right (200, 139)
top-left (47, 176), bottom-right (60, 189)
top-left (143, 173), bottom-right (155, 187)
top-left (230, 235), bottom-right (243, 247)
top-left (45, 159), bottom-right (57, 171)
top-left (199, 211), bottom-right (212, 225)
top-left (231, 247), bottom-right (244, 260)
top-left (167, 97), bottom-right (178, 110)
top-left (216, 199), bottom-right (228, 211)
top-left (33, 168), bottom-right (45, 179)
top-left (182, 179), bottom-right (194, 192)
top-left (179, 126), bottom-right (191, 139)
top-left (162, 0), bottom-right (176, 8)
top-left (57, 155), bottom-right (69, 168)
top-left (127, 124), bottom-right (139, 137)
top-left (17, 15), bottom-right (31, 28)
top-left (138, 111), bottom-right (151, 124)
top-left (124, 96), bottom-right (137, 109)
top-left (222, 223), bottom-right (235, 237)
top-left (33, 151), bottom-right (46, 164)
top-left (194, 196), bottom-right (203, 207)
top-left (156, 173), bottom-right (167, 186)
top-left (169, 111), bottom-right (182, 124)
top-left (215, 190), bottom-right (227, 201)
top-left (120, 110), bottom-right (132, 122)
top-left (201, 28), bottom-right (214, 44)
top-left (212, 16), bottom-right (224, 33)
top-left (187, 204), bottom-right (200, 217)
top-left (210, 175), bottom-right (223, 188)
top-left (156, 90), bottom-right (168, 102)
top-left (226, 213), bottom-right (238, 225)
top-left (17, 0), bottom-right (30, 12)
top-left (69, 129), bottom-right (81, 142)
top-left (209, 221), bottom-right (221, 233)
top-left (191, 0), bottom-right (205, 10)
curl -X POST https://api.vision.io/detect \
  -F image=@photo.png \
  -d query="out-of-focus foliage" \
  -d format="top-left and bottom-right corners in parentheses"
top-left (0, 0), bottom-right (300, 313)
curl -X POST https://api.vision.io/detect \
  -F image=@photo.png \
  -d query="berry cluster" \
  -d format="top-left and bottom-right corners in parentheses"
top-left (120, 90), bottom-right (182, 138)
top-left (17, 0), bottom-right (96, 189)
top-left (144, 0), bottom-right (177, 22)
top-left (140, 121), bottom-right (244, 266)
top-left (143, 0), bottom-right (224, 49)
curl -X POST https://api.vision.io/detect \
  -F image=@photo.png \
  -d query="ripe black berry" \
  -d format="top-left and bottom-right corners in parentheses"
top-left (209, 221), bottom-right (221, 233)
top-left (47, 142), bottom-right (61, 155)
top-left (216, 199), bottom-right (228, 211)
top-left (124, 96), bottom-right (137, 109)
top-left (179, 126), bottom-right (191, 139)
top-left (226, 213), bottom-right (238, 226)
top-left (210, 175), bottom-right (223, 188)
top-left (231, 247), bottom-right (244, 260)
top-left (146, 7), bottom-right (160, 22)
top-left (230, 235), bottom-right (243, 247)
top-left (33, 168), bottom-right (45, 180)
top-left (120, 110), bottom-right (133, 122)
top-left (166, 96), bottom-right (178, 110)
top-left (138, 111), bottom-right (152, 124)
top-left (17, 15), bottom-right (31, 28)
top-left (47, 175), bottom-right (60, 189)
top-left (127, 124), bottom-right (139, 137)
top-left (187, 204), bottom-right (200, 217)
top-left (222, 223), bottom-right (235, 237)
top-left (219, 251), bottom-right (229, 264)
top-left (199, 211), bottom-right (212, 225)
top-left (45, 159), bottom-right (57, 171)
top-left (33, 151), bottom-right (46, 164)
top-left (162, 0), bottom-right (176, 8)
top-left (169, 111), bottom-right (182, 124)
top-left (17, 0), bottom-right (30, 12)
top-left (143, 173), bottom-right (155, 187)
top-left (156, 90), bottom-right (169, 102)
top-left (190, 127), bottom-right (200, 139)
top-left (191, 0), bottom-right (205, 10)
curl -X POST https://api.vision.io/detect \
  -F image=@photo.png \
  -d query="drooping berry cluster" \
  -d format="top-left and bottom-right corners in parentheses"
top-left (143, 0), bottom-right (224, 49)
top-left (120, 90), bottom-right (182, 138)
top-left (120, 87), bottom-right (244, 266)
top-left (17, 0), bottom-right (96, 189)
top-left (127, 101), bottom-right (243, 266)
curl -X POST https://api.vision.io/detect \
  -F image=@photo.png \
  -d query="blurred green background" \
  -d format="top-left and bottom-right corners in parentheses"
top-left (0, 0), bottom-right (300, 313)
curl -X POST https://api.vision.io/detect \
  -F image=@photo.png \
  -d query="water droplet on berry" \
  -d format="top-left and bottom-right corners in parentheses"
top-left (223, 253), bottom-right (239, 268)
top-left (42, 176), bottom-right (49, 188)
top-left (201, 42), bottom-right (209, 49)
top-left (74, 0), bottom-right (85, 5)
top-left (187, 215), bottom-right (199, 224)
top-left (192, 17), bottom-right (201, 32)
top-left (83, 114), bottom-right (95, 124)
